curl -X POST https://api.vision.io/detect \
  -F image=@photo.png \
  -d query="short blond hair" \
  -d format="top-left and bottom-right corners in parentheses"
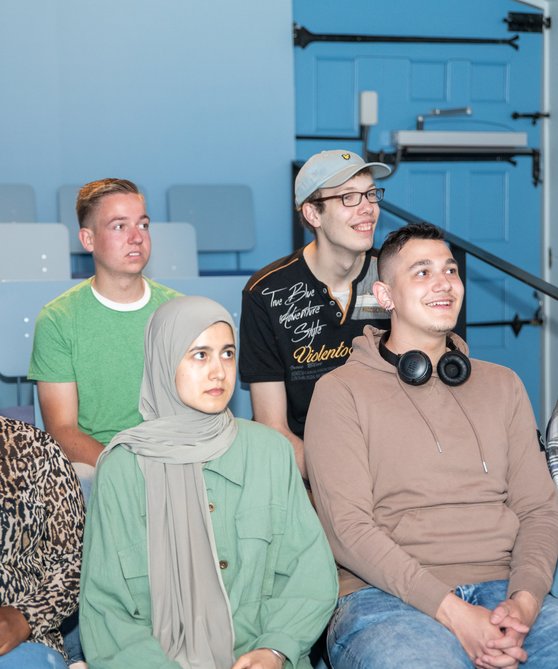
top-left (76, 178), bottom-right (140, 228)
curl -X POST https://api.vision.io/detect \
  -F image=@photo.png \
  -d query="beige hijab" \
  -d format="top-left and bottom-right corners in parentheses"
top-left (104, 295), bottom-right (237, 668)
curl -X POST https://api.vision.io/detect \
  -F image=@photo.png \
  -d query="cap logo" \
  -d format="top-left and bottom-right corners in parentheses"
top-left (341, 153), bottom-right (351, 160)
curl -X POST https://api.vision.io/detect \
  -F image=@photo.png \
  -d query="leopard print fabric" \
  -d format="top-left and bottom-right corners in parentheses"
top-left (0, 416), bottom-right (85, 656)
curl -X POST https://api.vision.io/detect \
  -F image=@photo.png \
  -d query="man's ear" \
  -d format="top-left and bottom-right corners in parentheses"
top-left (78, 226), bottom-right (94, 253)
top-left (301, 201), bottom-right (321, 232)
top-left (373, 280), bottom-right (393, 312)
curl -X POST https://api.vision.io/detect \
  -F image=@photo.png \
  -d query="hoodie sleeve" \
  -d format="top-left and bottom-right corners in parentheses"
top-left (305, 372), bottom-right (452, 619)
top-left (505, 372), bottom-right (558, 608)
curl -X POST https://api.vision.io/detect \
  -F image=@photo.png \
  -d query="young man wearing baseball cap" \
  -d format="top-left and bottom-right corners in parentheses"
top-left (239, 150), bottom-right (391, 479)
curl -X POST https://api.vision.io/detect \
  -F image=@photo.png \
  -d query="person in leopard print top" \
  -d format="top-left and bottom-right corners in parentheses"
top-left (0, 416), bottom-right (84, 668)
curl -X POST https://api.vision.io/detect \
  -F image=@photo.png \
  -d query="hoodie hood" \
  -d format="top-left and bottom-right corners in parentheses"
top-left (349, 325), bottom-right (470, 374)
top-left (347, 325), bottom-right (485, 472)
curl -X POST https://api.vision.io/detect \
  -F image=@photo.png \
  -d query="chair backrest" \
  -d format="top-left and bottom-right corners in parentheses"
top-left (0, 275), bottom-right (252, 419)
top-left (144, 222), bottom-right (199, 278)
top-left (0, 223), bottom-right (71, 281)
top-left (57, 184), bottom-right (84, 254)
top-left (0, 184), bottom-right (37, 222)
top-left (167, 184), bottom-right (256, 252)
top-left (0, 279), bottom-right (80, 378)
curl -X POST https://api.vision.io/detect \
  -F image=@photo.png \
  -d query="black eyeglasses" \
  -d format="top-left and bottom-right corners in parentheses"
top-left (311, 188), bottom-right (385, 208)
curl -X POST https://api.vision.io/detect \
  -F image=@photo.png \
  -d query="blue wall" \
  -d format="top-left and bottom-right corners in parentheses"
top-left (293, 0), bottom-right (545, 421)
top-left (0, 0), bottom-right (295, 408)
top-left (0, 0), bottom-right (295, 271)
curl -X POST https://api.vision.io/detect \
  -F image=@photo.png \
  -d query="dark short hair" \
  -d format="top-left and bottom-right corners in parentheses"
top-left (377, 222), bottom-right (445, 281)
top-left (298, 167), bottom-right (373, 236)
top-left (76, 178), bottom-right (140, 228)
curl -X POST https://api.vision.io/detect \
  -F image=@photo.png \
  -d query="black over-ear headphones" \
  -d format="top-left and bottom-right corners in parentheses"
top-left (379, 331), bottom-right (471, 387)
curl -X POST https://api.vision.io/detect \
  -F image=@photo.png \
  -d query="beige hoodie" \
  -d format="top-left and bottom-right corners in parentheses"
top-left (305, 326), bottom-right (558, 619)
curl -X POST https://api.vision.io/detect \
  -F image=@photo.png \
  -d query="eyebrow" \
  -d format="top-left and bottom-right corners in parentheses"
top-left (408, 257), bottom-right (458, 271)
top-left (106, 214), bottom-right (150, 225)
top-left (336, 182), bottom-right (375, 194)
top-left (189, 343), bottom-right (236, 352)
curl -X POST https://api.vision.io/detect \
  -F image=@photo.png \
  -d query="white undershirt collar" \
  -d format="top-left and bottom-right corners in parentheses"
top-left (331, 288), bottom-right (350, 310)
top-left (90, 278), bottom-right (151, 312)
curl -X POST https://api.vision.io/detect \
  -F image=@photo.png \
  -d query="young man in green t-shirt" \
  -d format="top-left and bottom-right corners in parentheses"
top-left (28, 179), bottom-right (179, 468)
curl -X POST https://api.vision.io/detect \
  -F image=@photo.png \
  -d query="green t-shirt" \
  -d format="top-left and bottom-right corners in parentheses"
top-left (28, 278), bottom-right (180, 445)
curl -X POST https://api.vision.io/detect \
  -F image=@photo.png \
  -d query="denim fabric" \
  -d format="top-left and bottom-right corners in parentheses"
top-left (551, 564), bottom-right (558, 598)
top-left (57, 468), bottom-right (91, 664)
top-left (328, 580), bottom-right (558, 669)
top-left (0, 642), bottom-right (68, 668)
top-left (60, 611), bottom-right (84, 663)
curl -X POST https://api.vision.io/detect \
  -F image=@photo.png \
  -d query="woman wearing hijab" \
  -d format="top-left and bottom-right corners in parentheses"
top-left (79, 295), bottom-right (337, 669)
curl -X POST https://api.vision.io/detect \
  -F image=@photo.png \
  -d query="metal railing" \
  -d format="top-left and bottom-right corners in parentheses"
top-left (381, 200), bottom-right (558, 339)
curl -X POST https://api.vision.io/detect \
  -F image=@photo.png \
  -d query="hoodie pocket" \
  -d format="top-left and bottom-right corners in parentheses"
top-left (391, 502), bottom-right (520, 566)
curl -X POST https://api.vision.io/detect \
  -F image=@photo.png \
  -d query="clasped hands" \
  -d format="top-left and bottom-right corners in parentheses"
top-left (231, 648), bottom-right (285, 669)
top-left (436, 590), bottom-right (538, 669)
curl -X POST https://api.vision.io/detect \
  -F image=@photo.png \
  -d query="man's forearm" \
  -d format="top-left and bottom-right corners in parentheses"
top-left (279, 429), bottom-right (307, 480)
top-left (37, 381), bottom-right (104, 467)
top-left (249, 381), bottom-right (308, 479)
top-left (507, 591), bottom-right (539, 628)
top-left (46, 425), bottom-right (104, 467)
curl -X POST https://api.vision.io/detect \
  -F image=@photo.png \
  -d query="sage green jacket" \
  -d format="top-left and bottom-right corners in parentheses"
top-left (80, 419), bottom-right (338, 668)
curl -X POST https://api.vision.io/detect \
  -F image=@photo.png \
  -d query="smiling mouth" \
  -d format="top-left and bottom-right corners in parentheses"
top-left (426, 299), bottom-right (453, 308)
top-left (352, 221), bottom-right (375, 232)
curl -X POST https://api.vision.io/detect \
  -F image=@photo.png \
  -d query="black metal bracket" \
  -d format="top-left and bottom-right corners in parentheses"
top-left (380, 201), bottom-right (558, 301)
top-left (468, 313), bottom-right (543, 336)
top-left (294, 139), bottom-right (541, 186)
top-left (511, 111), bottom-right (550, 126)
top-left (366, 147), bottom-right (541, 187)
top-left (293, 23), bottom-right (520, 50)
top-left (504, 12), bottom-right (550, 33)
top-left (296, 131), bottom-right (363, 142)
top-left (468, 292), bottom-right (543, 337)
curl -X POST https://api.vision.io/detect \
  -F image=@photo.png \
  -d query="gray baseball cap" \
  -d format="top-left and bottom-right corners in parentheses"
top-left (295, 150), bottom-right (391, 208)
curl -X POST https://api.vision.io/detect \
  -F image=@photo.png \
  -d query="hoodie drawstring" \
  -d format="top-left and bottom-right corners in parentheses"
top-left (396, 374), bottom-right (488, 473)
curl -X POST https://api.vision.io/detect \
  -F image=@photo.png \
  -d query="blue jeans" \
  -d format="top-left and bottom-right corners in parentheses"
top-left (328, 580), bottom-right (558, 669)
top-left (58, 464), bottom-right (92, 664)
top-left (60, 611), bottom-right (84, 663)
top-left (0, 642), bottom-right (67, 668)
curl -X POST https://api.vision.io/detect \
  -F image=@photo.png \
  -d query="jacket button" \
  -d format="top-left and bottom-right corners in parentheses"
top-left (219, 560), bottom-right (228, 569)
top-left (209, 502), bottom-right (215, 512)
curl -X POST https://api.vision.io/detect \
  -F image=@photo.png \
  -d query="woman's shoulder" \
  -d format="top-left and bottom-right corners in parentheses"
top-left (235, 418), bottom-right (291, 449)
top-left (0, 416), bottom-right (61, 462)
top-left (91, 447), bottom-right (147, 520)
top-left (232, 418), bottom-right (295, 469)
top-left (100, 443), bottom-right (137, 465)
top-left (96, 445), bottom-right (142, 489)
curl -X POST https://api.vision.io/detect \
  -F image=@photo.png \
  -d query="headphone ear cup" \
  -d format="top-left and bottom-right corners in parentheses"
top-left (437, 351), bottom-right (471, 386)
top-left (397, 350), bottom-right (432, 386)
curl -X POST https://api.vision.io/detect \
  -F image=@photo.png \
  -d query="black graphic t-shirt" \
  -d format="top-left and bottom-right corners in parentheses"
top-left (239, 247), bottom-right (390, 438)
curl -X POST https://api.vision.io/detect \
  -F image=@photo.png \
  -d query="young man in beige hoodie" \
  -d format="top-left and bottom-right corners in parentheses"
top-left (305, 222), bottom-right (558, 669)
